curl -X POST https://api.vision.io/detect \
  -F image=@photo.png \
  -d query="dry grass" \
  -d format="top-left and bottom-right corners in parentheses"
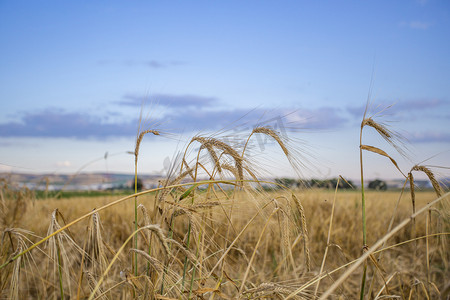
top-left (0, 111), bottom-right (448, 299)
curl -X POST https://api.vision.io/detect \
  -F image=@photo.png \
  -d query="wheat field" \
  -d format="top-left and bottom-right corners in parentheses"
top-left (1, 112), bottom-right (449, 299)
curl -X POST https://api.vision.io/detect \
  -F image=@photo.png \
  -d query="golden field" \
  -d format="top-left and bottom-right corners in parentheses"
top-left (1, 185), bottom-right (448, 299)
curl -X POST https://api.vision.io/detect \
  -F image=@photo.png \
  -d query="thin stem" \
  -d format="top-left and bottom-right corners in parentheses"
top-left (238, 207), bottom-right (279, 294)
top-left (360, 134), bottom-right (367, 246)
top-left (360, 265), bottom-right (367, 300)
top-left (56, 241), bottom-right (64, 300)
top-left (160, 212), bottom-right (175, 295)
top-left (88, 225), bottom-right (155, 300)
top-left (134, 162), bottom-right (138, 277)
top-left (188, 230), bottom-right (199, 299)
top-left (76, 225), bottom-right (90, 300)
top-left (181, 221), bottom-right (192, 292)
top-left (314, 177), bottom-right (340, 298)
top-left (180, 146), bottom-right (203, 295)
top-left (426, 210), bottom-right (431, 294)
top-left (359, 125), bottom-right (368, 300)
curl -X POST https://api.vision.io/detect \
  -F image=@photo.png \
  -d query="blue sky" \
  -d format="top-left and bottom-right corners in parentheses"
top-left (0, 1), bottom-right (449, 181)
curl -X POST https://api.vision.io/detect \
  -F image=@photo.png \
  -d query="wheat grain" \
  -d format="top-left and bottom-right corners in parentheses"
top-left (409, 172), bottom-right (416, 214)
top-left (87, 212), bottom-right (108, 275)
top-left (130, 249), bottom-right (164, 272)
top-left (244, 283), bottom-right (307, 299)
top-left (411, 165), bottom-right (443, 197)
top-left (135, 130), bottom-right (160, 164)
top-left (138, 204), bottom-right (151, 226)
top-left (192, 136), bottom-right (244, 182)
top-left (360, 144), bottom-right (404, 176)
top-left (144, 224), bottom-right (170, 257)
top-left (362, 118), bottom-right (391, 138)
top-left (253, 127), bottom-right (289, 156)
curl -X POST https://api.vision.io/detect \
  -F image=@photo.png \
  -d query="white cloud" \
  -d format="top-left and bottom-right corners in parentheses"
top-left (400, 21), bottom-right (432, 30)
top-left (416, 0), bottom-right (429, 6)
top-left (0, 164), bottom-right (13, 172)
top-left (406, 131), bottom-right (450, 143)
top-left (55, 160), bottom-right (72, 168)
top-left (409, 21), bottom-right (432, 30)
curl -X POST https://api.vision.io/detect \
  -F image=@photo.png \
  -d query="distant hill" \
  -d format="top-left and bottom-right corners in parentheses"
top-left (0, 172), bottom-right (164, 191)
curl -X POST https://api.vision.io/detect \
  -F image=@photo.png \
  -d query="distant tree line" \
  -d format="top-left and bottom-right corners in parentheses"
top-left (133, 177), bottom-right (144, 191)
top-left (274, 178), bottom-right (354, 189)
top-left (275, 178), bottom-right (388, 190)
top-left (367, 179), bottom-right (387, 190)
top-left (308, 178), bottom-right (354, 189)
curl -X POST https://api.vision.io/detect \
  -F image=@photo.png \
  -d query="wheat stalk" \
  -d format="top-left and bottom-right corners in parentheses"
top-left (292, 194), bottom-right (311, 271)
top-left (359, 111), bottom-right (408, 299)
top-left (133, 128), bottom-right (160, 276)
